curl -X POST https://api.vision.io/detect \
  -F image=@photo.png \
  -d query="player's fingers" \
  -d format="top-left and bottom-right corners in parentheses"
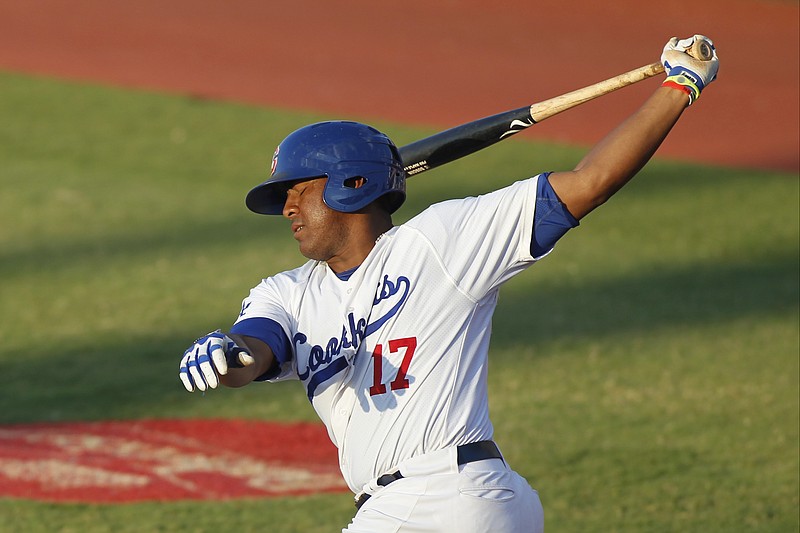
top-left (226, 347), bottom-right (255, 369)
top-left (187, 348), bottom-right (208, 392)
top-left (209, 337), bottom-right (230, 376)
top-left (234, 348), bottom-right (255, 367)
top-left (675, 36), bottom-right (695, 52)
top-left (179, 352), bottom-right (196, 392)
top-left (198, 350), bottom-right (220, 389)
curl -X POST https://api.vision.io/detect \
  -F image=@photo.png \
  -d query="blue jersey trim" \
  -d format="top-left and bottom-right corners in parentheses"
top-left (532, 173), bottom-right (580, 256)
top-left (336, 265), bottom-right (358, 280)
top-left (230, 317), bottom-right (292, 382)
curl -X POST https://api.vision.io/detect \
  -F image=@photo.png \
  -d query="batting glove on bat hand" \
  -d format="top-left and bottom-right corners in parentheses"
top-left (179, 330), bottom-right (254, 392)
top-left (661, 34), bottom-right (719, 105)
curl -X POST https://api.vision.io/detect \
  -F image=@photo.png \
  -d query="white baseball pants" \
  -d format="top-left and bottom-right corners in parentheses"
top-left (344, 447), bottom-right (544, 533)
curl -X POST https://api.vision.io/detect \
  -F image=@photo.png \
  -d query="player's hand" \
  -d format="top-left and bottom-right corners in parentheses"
top-left (660, 35), bottom-right (719, 104)
top-left (179, 330), bottom-right (254, 392)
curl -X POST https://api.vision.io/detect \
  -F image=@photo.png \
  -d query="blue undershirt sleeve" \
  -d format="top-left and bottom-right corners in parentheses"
top-left (229, 317), bottom-right (292, 381)
top-left (531, 172), bottom-right (580, 257)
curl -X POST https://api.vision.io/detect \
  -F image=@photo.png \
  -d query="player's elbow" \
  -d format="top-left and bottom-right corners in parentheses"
top-left (549, 166), bottom-right (637, 220)
top-left (577, 167), bottom-right (636, 217)
top-left (552, 171), bottom-right (615, 220)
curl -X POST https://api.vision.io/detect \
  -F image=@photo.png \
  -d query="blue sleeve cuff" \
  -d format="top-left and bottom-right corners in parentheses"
top-left (531, 173), bottom-right (580, 257)
top-left (230, 317), bottom-right (292, 381)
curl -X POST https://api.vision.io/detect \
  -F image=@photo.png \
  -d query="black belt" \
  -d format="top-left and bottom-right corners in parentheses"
top-left (354, 440), bottom-right (503, 509)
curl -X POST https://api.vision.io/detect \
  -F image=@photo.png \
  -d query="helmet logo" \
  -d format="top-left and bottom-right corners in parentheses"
top-left (270, 146), bottom-right (280, 176)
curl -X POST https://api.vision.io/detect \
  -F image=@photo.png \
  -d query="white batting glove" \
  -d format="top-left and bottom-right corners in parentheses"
top-left (661, 35), bottom-right (719, 104)
top-left (179, 330), bottom-right (254, 392)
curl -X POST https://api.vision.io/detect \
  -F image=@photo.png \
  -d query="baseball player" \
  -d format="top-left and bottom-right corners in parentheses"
top-left (179, 36), bottom-right (718, 532)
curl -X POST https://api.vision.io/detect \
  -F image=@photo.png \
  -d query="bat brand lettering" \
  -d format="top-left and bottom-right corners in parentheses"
top-left (404, 160), bottom-right (429, 176)
top-left (404, 160), bottom-right (428, 171)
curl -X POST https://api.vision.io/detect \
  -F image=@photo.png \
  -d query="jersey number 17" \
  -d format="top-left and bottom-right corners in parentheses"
top-left (369, 337), bottom-right (417, 396)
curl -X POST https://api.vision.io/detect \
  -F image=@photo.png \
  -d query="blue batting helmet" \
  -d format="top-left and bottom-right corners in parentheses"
top-left (245, 121), bottom-right (406, 215)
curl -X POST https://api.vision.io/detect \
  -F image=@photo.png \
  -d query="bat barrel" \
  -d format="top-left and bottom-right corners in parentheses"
top-left (399, 106), bottom-right (533, 175)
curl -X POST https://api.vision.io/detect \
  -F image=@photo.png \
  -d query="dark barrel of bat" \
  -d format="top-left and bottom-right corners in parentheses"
top-left (398, 106), bottom-right (533, 176)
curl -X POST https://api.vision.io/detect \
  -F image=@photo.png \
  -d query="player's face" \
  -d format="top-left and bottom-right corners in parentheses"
top-left (282, 178), bottom-right (353, 262)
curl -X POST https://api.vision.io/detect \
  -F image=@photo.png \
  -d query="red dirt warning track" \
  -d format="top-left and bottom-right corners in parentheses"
top-left (0, 0), bottom-right (797, 172)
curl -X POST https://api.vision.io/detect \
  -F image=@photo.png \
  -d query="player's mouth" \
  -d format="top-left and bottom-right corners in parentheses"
top-left (291, 223), bottom-right (304, 238)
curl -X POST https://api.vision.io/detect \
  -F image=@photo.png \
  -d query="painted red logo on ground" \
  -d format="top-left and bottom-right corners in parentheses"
top-left (0, 419), bottom-right (347, 503)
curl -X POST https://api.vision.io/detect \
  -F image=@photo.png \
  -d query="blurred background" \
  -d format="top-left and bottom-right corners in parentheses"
top-left (1, 0), bottom-right (797, 172)
top-left (0, 1), bottom-right (797, 532)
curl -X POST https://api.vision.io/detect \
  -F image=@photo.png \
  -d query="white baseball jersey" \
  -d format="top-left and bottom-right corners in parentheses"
top-left (234, 175), bottom-right (545, 493)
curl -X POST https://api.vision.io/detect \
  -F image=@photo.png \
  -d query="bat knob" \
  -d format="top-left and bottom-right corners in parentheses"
top-left (692, 39), bottom-right (714, 61)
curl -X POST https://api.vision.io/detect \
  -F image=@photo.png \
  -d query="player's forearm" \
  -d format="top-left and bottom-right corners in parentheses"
top-left (550, 87), bottom-right (688, 220)
top-left (575, 86), bottom-right (687, 182)
top-left (218, 365), bottom-right (260, 388)
top-left (220, 334), bottom-right (275, 388)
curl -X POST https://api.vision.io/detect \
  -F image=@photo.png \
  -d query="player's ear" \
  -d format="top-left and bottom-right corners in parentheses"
top-left (344, 177), bottom-right (367, 189)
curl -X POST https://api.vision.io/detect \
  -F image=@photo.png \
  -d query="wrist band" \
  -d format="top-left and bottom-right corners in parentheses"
top-left (662, 74), bottom-right (700, 105)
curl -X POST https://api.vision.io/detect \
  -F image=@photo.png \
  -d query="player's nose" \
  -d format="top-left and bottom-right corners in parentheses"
top-left (282, 198), bottom-right (298, 219)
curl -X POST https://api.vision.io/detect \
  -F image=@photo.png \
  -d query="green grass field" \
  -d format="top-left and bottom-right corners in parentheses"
top-left (1, 71), bottom-right (797, 532)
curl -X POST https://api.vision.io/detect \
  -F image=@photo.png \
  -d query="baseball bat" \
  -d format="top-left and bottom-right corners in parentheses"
top-left (399, 39), bottom-right (713, 176)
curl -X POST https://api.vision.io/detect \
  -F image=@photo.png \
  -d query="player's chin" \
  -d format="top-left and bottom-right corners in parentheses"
top-left (297, 240), bottom-right (330, 262)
